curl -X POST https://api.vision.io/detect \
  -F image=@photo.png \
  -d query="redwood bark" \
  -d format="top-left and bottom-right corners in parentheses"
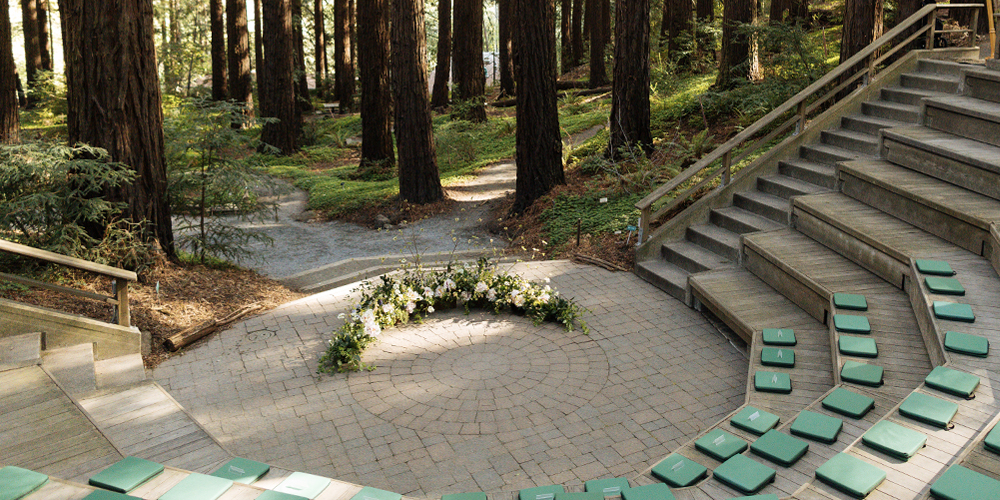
top-left (211, 0), bottom-right (228, 100)
top-left (254, 0), bottom-right (264, 98)
top-left (0, 0), bottom-right (18, 143)
top-left (227, 0), bottom-right (253, 123)
top-left (560, 0), bottom-right (571, 72)
top-left (498, 0), bottom-right (515, 96)
top-left (570, 0), bottom-right (583, 65)
top-left (334, 0), bottom-right (354, 111)
top-left (314, 0), bottom-right (326, 99)
top-left (59, 0), bottom-right (175, 256)
top-left (663, 0), bottom-right (693, 62)
top-left (587, 0), bottom-right (608, 87)
top-left (610, 0), bottom-right (651, 157)
top-left (840, 0), bottom-right (883, 76)
top-left (770, 0), bottom-right (808, 24)
top-left (696, 0), bottom-right (712, 21)
top-left (716, 0), bottom-right (759, 88)
top-left (430, 0), bottom-right (451, 107)
top-left (37, 0), bottom-right (50, 71)
top-left (20, 0), bottom-right (40, 99)
top-left (453, 0), bottom-right (486, 121)
top-left (357, 0), bottom-right (394, 167)
top-left (392, 0), bottom-right (443, 203)
top-left (512, 0), bottom-right (564, 214)
top-left (260, 0), bottom-right (301, 153)
top-left (292, 0), bottom-right (311, 111)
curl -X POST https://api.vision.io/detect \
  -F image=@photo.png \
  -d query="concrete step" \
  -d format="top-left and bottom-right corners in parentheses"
top-left (709, 206), bottom-right (785, 234)
top-left (840, 113), bottom-right (907, 136)
top-left (778, 158), bottom-right (837, 189)
top-left (880, 86), bottom-right (952, 106)
top-left (916, 58), bottom-right (977, 77)
top-left (963, 68), bottom-right (1000, 104)
top-left (0, 332), bottom-right (43, 372)
top-left (660, 240), bottom-right (733, 274)
top-left (900, 72), bottom-right (961, 93)
top-left (838, 159), bottom-right (1000, 256)
top-left (799, 143), bottom-right (875, 167)
top-left (923, 95), bottom-right (1000, 148)
top-left (757, 174), bottom-right (827, 200)
top-left (634, 259), bottom-right (688, 302)
top-left (861, 100), bottom-right (921, 123)
top-left (881, 126), bottom-right (1000, 200)
top-left (41, 343), bottom-right (97, 396)
top-left (733, 190), bottom-right (791, 224)
top-left (820, 128), bottom-right (880, 156)
top-left (94, 353), bottom-right (147, 390)
top-left (686, 223), bottom-right (741, 262)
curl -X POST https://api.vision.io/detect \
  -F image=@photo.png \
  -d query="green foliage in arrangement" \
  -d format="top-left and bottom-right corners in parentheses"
top-left (318, 258), bottom-right (589, 373)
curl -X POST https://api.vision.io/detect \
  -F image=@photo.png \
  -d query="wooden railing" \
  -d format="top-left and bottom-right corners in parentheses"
top-left (635, 3), bottom-right (985, 244)
top-left (0, 238), bottom-right (137, 328)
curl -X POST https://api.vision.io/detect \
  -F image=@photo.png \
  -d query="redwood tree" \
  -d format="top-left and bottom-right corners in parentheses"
top-left (334, 0), bottom-right (354, 111)
top-left (0, 0), bottom-right (18, 143)
top-left (211, 0), bottom-right (228, 100)
top-left (840, 0), bottom-right (884, 65)
top-left (37, 0), bottom-right (50, 71)
top-left (570, 0), bottom-right (583, 66)
top-left (314, 0), bottom-right (327, 99)
top-left (58, 0), bottom-right (175, 256)
top-left (254, 0), bottom-right (264, 96)
top-left (498, 0), bottom-right (515, 96)
top-left (661, 0), bottom-right (693, 64)
top-left (770, 0), bottom-right (808, 24)
top-left (227, 0), bottom-right (253, 122)
top-left (452, 0), bottom-right (486, 121)
top-left (610, 0), bottom-right (651, 157)
top-left (560, 0), bottom-right (571, 72)
top-left (716, 0), bottom-right (759, 88)
top-left (20, 0), bottom-right (40, 103)
top-left (513, 0), bottom-right (564, 214)
top-left (358, 0), bottom-right (394, 168)
top-left (292, 0), bottom-right (311, 112)
top-left (587, 0), bottom-right (609, 87)
top-left (696, 0), bottom-right (712, 20)
top-left (392, 0), bottom-right (443, 203)
top-left (430, 0), bottom-right (451, 107)
top-left (260, 0), bottom-right (301, 153)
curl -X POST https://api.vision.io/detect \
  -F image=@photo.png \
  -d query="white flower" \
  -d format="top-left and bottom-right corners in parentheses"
top-left (435, 287), bottom-right (444, 298)
top-left (423, 287), bottom-right (435, 300)
top-left (364, 322), bottom-right (382, 337)
top-left (513, 295), bottom-right (525, 308)
top-left (475, 281), bottom-right (489, 294)
top-left (461, 291), bottom-right (472, 301)
top-left (337, 313), bottom-right (346, 319)
top-left (539, 293), bottom-right (551, 303)
top-left (360, 309), bottom-right (377, 326)
top-left (544, 277), bottom-right (551, 283)
top-left (543, 285), bottom-right (551, 292)
top-left (427, 306), bottom-right (435, 313)
top-left (486, 289), bottom-right (496, 301)
top-left (406, 302), bottom-right (416, 314)
top-left (382, 303), bottom-right (394, 314)
top-left (443, 278), bottom-right (456, 290)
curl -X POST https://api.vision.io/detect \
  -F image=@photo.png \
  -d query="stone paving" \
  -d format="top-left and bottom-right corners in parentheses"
top-left (152, 261), bottom-right (747, 498)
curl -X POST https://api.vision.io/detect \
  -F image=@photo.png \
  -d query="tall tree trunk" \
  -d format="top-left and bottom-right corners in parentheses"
top-left (227, 0), bottom-right (253, 124)
top-left (59, 0), bottom-right (175, 256)
top-left (37, 0), bottom-right (50, 71)
top-left (513, 0), bottom-right (563, 214)
top-left (665, 0), bottom-right (693, 65)
top-left (314, 0), bottom-right (326, 99)
top-left (260, 0), bottom-right (301, 153)
top-left (453, 0), bottom-right (486, 121)
top-left (20, 0), bottom-right (40, 104)
top-left (254, 0), bottom-right (264, 100)
top-left (696, 0), bottom-right (712, 21)
top-left (840, 0), bottom-right (883, 88)
top-left (587, 0), bottom-right (608, 87)
top-left (498, 0), bottom-right (515, 96)
top-left (771, 0), bottom-right (808, 24)
top-left (392, 0), bottom-right (443, 203)
top-left (349, 0), bottom-right (355, 81)
top-left (659, 0), bottom-right (669, 47)
top-left (560, 0), bottom-right (571, 73)
top-left (430, 0), bottom-right (451, 107)
top-left (334, 0), bottom-right (354, 111)
top-left (292, 0), bottom-right (311, 112)
top-left (211, 0), bottom-right (228, 100)
top-left (570, 0), bottom-right (583, 66)
top-left (0, 0), bottom-right (18, 143)
top-left (609, 0), bottom-right (651, 157)
top-left (357, 0), bottom-right (394, 168)
top-left (715, 0), bottom-right (759, 88)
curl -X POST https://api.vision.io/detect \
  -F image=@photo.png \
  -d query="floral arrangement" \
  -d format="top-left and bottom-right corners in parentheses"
top-left (318, 258), bottom-right (589, 373)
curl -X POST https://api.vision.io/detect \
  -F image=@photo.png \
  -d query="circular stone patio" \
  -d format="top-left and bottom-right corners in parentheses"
top-left (152, 261), bottom-right (747, 497)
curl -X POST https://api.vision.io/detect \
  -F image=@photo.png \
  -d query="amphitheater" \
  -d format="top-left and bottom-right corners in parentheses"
top-left (4, 9), bottom-right (1000, 500)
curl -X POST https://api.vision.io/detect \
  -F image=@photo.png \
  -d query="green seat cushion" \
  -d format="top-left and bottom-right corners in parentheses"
top-left (916, 259), bottom-right (955, 276)
top-left (726, 496), bottom-right (778, 500)
top-left (822, 387), bottom-right (875, 419)
top-left (442, 494), bottom-right (486, 500)
top-left (985, 423), bottom-right (1000, 454)
top-left (695, 429), bottom-right (749, 461)
top-left (815, 453), bottom-right (886, 499)
top-left (82, 491), bottom-right (142, 500)
top-left (761, 328), bottom-right (796, 346)
top-left (925, 366), bottom-right (980, 398)
top-left (255, 492), bottom-right (310, 500)
top-left (750, 430), bottom-right (809, 467)
top-left (839, 336), bottom-right (878, 358)
top-left (584, 477), bottom-right (630, 497)
top-left (944, 331), bottom-right (989, 357)
top-left (209, 457), bottom-right (270, 484)
top-left (930, 465), bottom-right (1000, 500)
top-left (841, 361), bottom-right (884, 387)
top-left (273, 472), bottom-right (331, 499)
top-left (760, 347), bottom-right (794, 368)
top-left (620, 483), bottom-right (675, 500)
top-left (352, 487), bottom-right (402, 500)
top-left (834, 293), bottom-right (868, 311)
top-left (899, 392), bottom-right (958, 429)
top-left (157, 473), bottom-right (233, 500)
top-left (650, 454), bottom-right (708, 487)
top-left (790, 411), bottom-right (843, 444)
top-left (89, 457), bottom-right (164, 493)
top-left (925, 277), bottom-right (965, 296)
top-left (731, 406), bottom-right (780, 436)
top-left (0, 466), bottom-right (48, 500)
top-left (712, 454), bottom-right (776, 495)
top-left (556, 493), bottom-right (603, 500)
top-left (834, 315), bottom-right (871, 334)
top-left (933, 301), bottom-right (976, 323)
top-left (754, 371), bottom-right (791, 394)
top-left (861, 420), bottom-right (927, 461)
top-left (519, 485), bottom-right (564, 500)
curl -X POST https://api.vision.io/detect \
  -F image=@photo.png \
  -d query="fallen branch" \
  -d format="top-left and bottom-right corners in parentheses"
top-left (572, 253), bottom-right (628, 272)
top-left (165, 303), bottom-right (263, 351)
top-left (492, 87), bottom-right (612, 108)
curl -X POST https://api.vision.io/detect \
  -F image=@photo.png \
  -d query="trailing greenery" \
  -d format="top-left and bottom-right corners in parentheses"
top-left (318, 258), bottom-right (589, 373)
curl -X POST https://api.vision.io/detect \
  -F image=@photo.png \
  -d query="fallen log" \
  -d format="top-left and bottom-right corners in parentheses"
top-left (165, 303), bottom-right (263, 351)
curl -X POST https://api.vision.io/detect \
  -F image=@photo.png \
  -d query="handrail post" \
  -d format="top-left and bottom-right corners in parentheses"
top-left (795, 101), bottom-right (807, 134)
top-left (722, 151), bottom-right (732, 185)
top-left (971, 9), bottom-right (981, 48)
top-left (638, 207), bottom-right (650, 245)
top-left (927, 10), bottom-right (938, 49)
top-left (117, 281), bottom-right (130, 328)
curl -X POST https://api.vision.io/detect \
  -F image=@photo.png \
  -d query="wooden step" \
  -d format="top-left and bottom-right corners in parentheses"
top-left (840, 113), bottom-right (907, 136)
top-left (661, 240), bottom-right (733, 274)
top-left (862, 100), bottom-right (921, 123)
top-left (686, 223), bottom-right (742, 262)
top-left (799, 143), bottom-right (875, 167)
top-left (41, 343), bottom-right (97, 396)
top-left (924, 95), bottom-right (1000, 148)
top-left (94, 353), bottom-right (147, 390)
top-left (733, 190), bottom-right (790, 224)
top-left (778, 159), bottom-right (837, 189)
top-left (916, 58), bottom-right (978, 77)
top-left (757, 175), bottom-right (827, 200)
top-left (881, 126), bottom-right (1000, 200)
top-left (963, 68), bottom-right (1000, 104)
top-left (0, 332), bottom-right (43, 372)
top-left (880, 86), bottom-right (952, 106)
top-left (634, 259), bottom-right (689, 302)
top-left (820, 128), bottom-right (880, 156)
top-left (900, 72), bottom-right (961, 93)
top-left (709, 206), bottom-right (785, 234)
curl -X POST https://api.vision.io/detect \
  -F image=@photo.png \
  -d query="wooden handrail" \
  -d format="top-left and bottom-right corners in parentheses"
top-left (0, 238), bottom-right (137, 327)
top-left (635, 3), bottom-right (985, 243)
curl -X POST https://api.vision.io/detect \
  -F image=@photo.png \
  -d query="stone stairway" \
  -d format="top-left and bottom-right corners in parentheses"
top-left (636, 58), bottom-right (976, 303)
